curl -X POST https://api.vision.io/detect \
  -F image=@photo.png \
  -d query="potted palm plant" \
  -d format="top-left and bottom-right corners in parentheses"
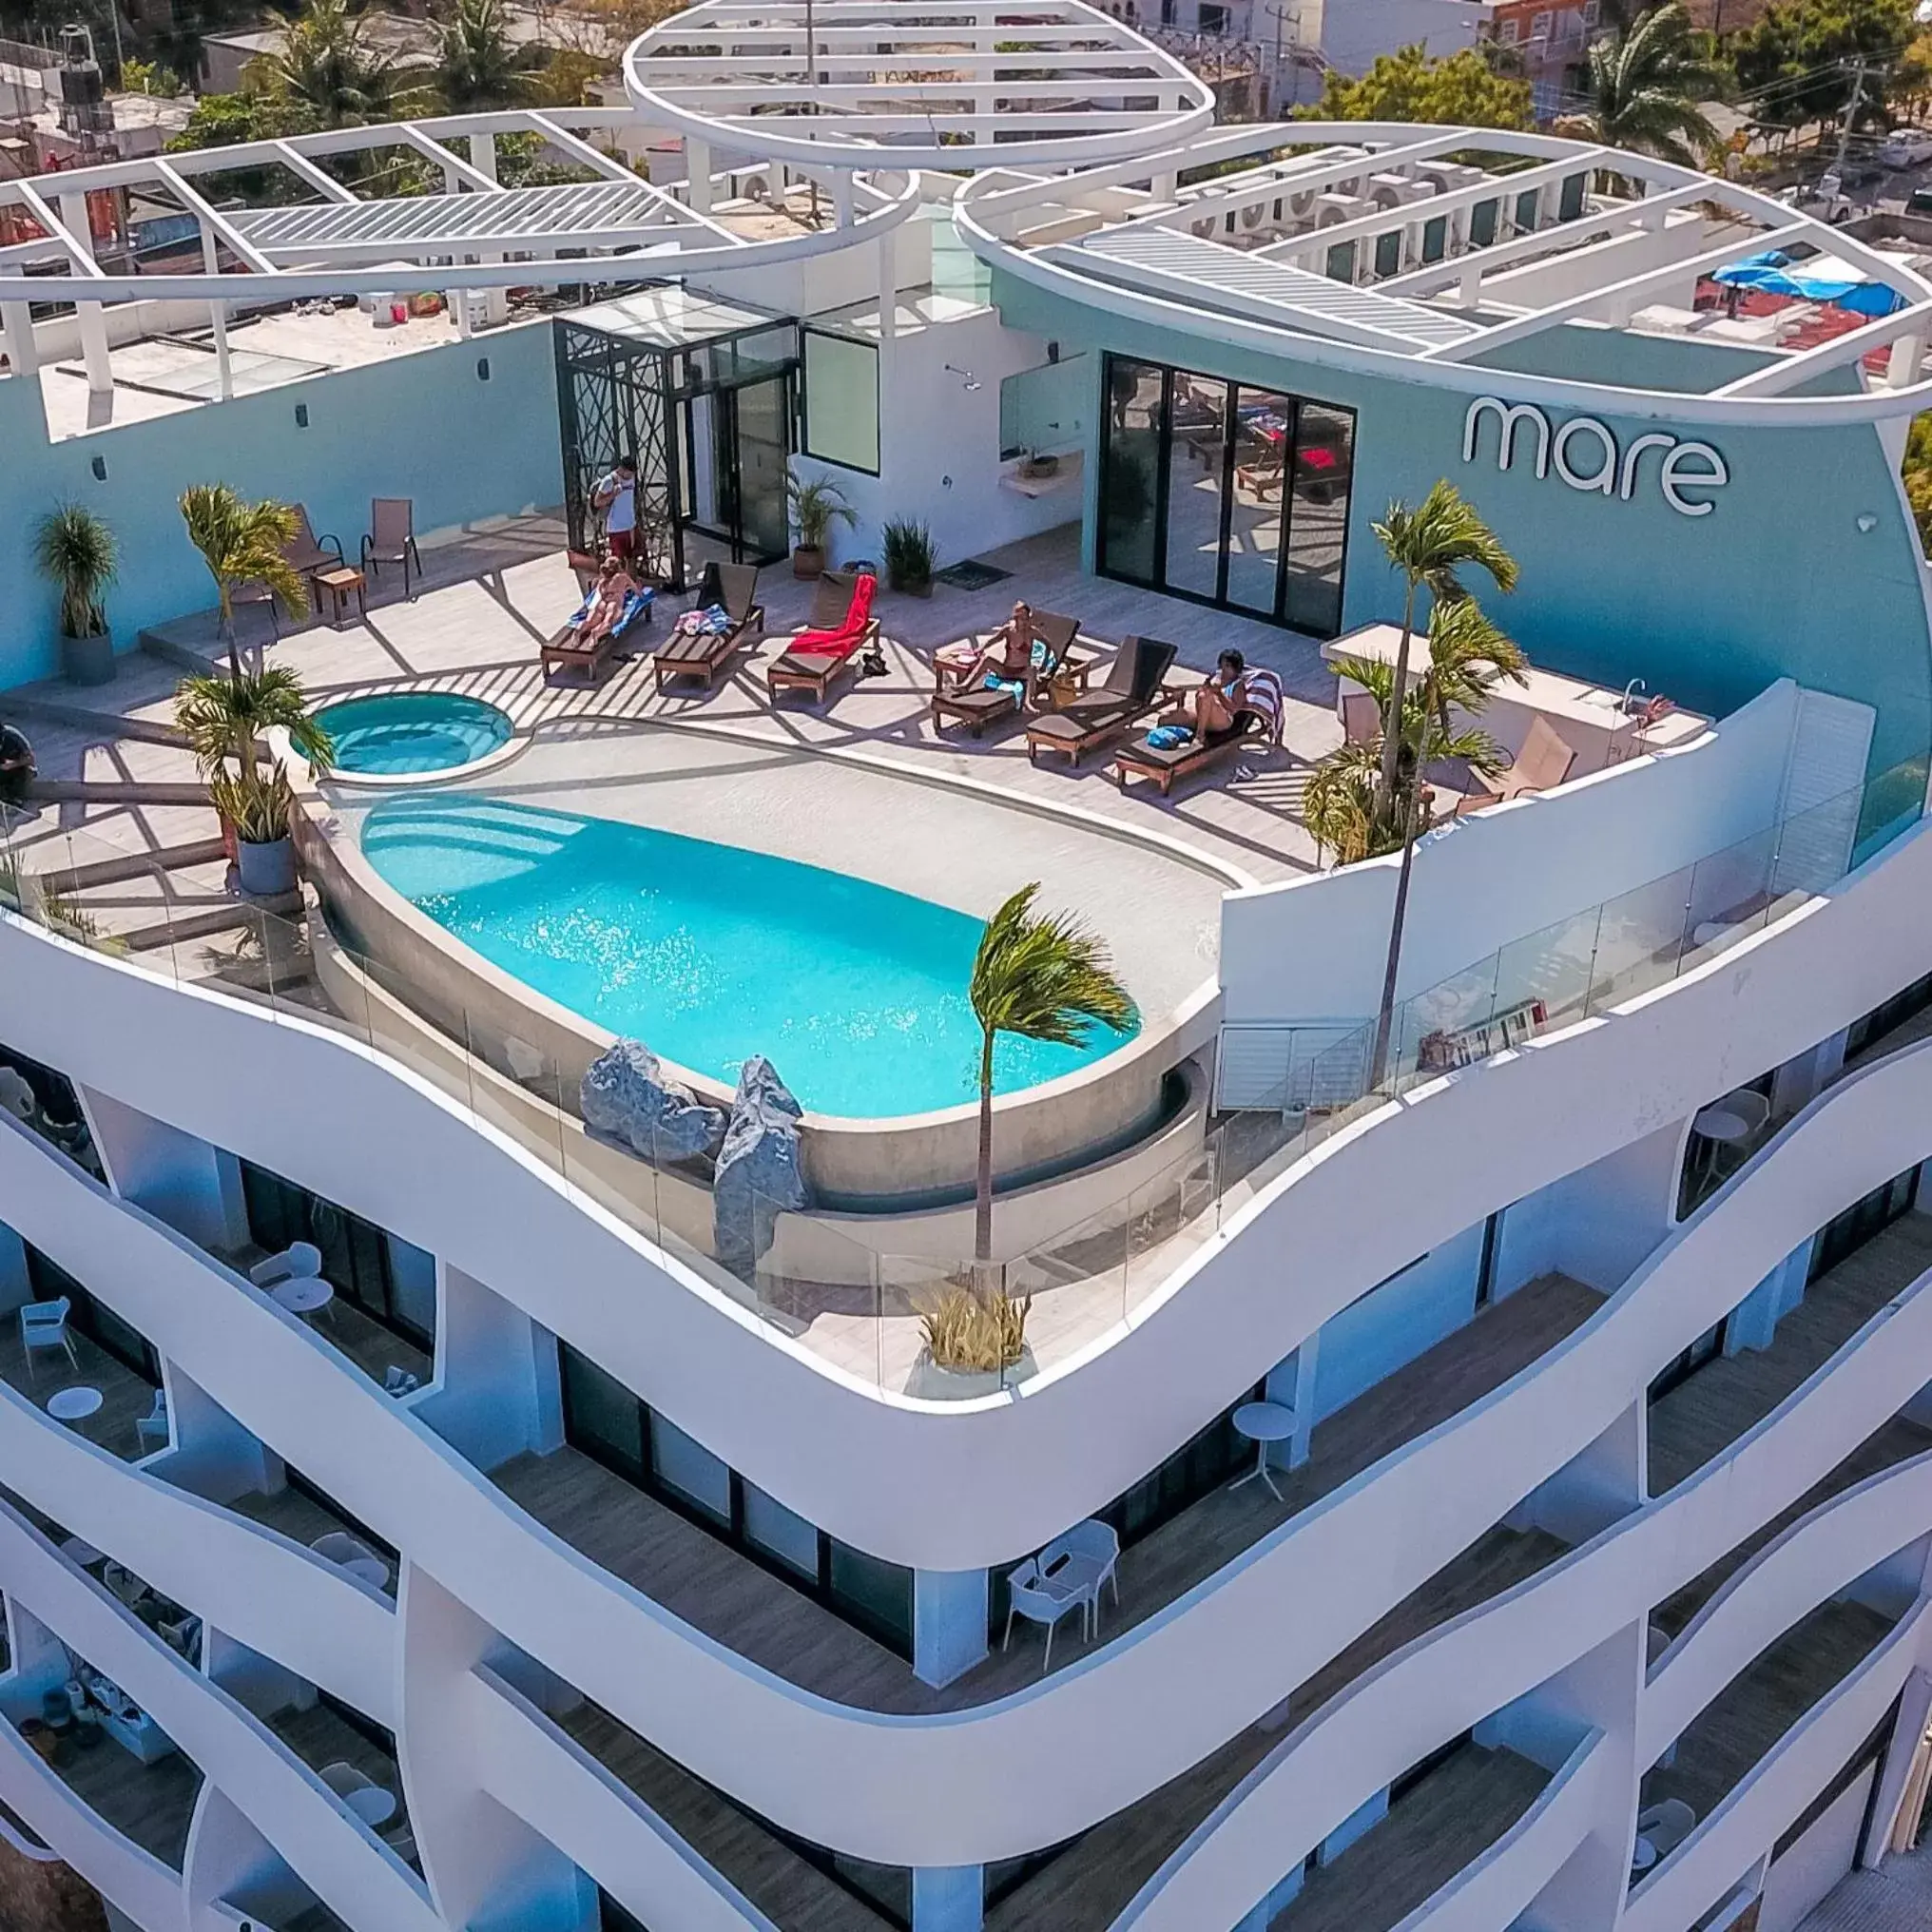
top-left (787, 475), bottom-right (856, 579)
top-left (881, 517), bottom-right (937, 597)
top-left (178, 483), bottom-right (306, 676)
top-left (174, 666), bottom-right (335, 898)
top-left (33, 504), bottom-right (119, 686)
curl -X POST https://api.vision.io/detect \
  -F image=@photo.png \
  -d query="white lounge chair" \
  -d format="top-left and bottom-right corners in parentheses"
top-left (1002, 1555), bottom-right (1095, 1671)
top-left (21, 1297), bottom-right (77, 1380)
top-left (251, 1242), bottom-right (323, 1288)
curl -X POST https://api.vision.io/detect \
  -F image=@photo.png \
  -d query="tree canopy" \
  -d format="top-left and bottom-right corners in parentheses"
top-left (1578, 3), bottom-right (1725, 164)
top-left (1729, 0), bottom-right (1915, 134)
top-left (1304, 44), bottom-right (1534, 131)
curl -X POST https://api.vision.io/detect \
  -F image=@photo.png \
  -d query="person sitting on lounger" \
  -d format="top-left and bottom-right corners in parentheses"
top-left (942, 602), bottom-right (1040, 692)
top-left (572, 557), bottom-right (637, 649)
top-left (1189, 649), bottom-right (1253, 738)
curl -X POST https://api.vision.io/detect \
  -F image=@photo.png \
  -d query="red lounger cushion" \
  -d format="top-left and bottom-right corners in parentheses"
top-left (790, 572), bottom-right (878, 658)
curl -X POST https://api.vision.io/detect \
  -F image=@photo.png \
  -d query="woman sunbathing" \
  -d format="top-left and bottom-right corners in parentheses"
top-left (1189, 648), bottom-right (1254, 737)
top-left (945, 601), bottom-right (1039, 691)
top-left (574, 556), bottom-right (638, 648)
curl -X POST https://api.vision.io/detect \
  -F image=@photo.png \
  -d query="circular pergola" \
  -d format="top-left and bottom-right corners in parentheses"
top-left (623, 0), bottom-right (1216, 174)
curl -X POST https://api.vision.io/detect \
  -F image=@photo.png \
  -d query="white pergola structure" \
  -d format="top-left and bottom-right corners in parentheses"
top-left (956, 122), bottom-right (1932, 426)
top-left (623, 0), bottom-right (1216, 187)
top-left (0, 106), bottom-right (918, 401)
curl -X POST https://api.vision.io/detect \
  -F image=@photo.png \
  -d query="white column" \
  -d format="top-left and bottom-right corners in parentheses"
top-left (686, 135), bottom-right (712, 214)
top-left (473, 131), bottom-right (509, 326)
top-left (0, 299), bottom-right (36, 377)
top-left (1891, 332), bottom-right (1926, 390)
top-left (60, 189), bottom-right (111, 396)
top-left (913, 1568), bottom-right (987, 1688)
top-left (833, 170), bottom-right (855, 227)
top-left (200, 220), bottom-right (233, 402)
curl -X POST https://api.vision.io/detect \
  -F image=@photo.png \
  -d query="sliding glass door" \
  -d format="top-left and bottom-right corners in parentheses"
top-left (1097, 355), bottom-right (1356, 638)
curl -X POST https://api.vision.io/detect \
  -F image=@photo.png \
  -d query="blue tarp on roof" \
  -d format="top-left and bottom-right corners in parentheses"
top-left (1710, 249), bottom-right (1907, 317)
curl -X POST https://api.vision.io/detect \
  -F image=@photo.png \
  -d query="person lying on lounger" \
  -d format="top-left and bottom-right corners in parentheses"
top-left (943, 601), bottom-right (1039, 691)
top-left (1189, 649), bottom-right (1254, 737)
top-left (572, 556), bottom-right (638, 648)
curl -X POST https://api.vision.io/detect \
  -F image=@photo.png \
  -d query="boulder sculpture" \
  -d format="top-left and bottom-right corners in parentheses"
top-left (714, 1055), bottom-right (808, 1280)
top-left (580, 1039), bottom-right (725, 1166)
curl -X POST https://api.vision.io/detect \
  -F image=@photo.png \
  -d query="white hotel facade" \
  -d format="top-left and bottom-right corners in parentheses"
top-left (5, 8), bottom-right (1932, 1932)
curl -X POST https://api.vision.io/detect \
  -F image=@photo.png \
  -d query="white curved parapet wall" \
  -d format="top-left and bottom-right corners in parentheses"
top-left (623, 0), bottom-right (1216, 173)
top-left (955, 120), bottom-right (1932, 426)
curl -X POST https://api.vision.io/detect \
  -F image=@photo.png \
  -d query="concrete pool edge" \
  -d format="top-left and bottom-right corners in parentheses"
top-left (312, 693), bottom-right (531, 791)
top-left (292, 730), bottom-right (1225, 1203)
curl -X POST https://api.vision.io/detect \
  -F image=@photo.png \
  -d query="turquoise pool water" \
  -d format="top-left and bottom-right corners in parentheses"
top-left (359, 796), bottom-right (1138, 1118)
top-left (318, 693), bottom-right (513, 776)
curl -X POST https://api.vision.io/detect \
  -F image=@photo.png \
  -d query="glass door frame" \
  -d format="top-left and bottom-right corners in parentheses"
top-left (1095, 353), bottom-right (1357, 639)
top-left (678, 365), bottom-right (798, 569)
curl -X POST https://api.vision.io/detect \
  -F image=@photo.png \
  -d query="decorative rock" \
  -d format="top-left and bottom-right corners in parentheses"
top-left (580, 1039), bottom-right (725, 1166)
top-left (714, 1057), bottom-right (808, 1280)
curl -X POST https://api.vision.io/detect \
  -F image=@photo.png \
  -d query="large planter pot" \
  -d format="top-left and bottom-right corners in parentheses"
top-left (889, 573), bottom-right (933, 599)
top-left (905, 1344), bottom-right (1036, 1401)
top-left (60, 628), bottom-right (115, 687)
top-left (791, 544), bottom-right (826, 580)
top-left (236, 836), bottom-right (297, 898)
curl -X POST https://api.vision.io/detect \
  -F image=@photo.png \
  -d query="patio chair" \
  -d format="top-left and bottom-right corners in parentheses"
top-left (1001, 1555), bottom-right (1094, 1672)
top-left (1037, 1519), bottom-right (1121, 1636)
top-left (766, 570), bottom-right (880, 706)
top-left (1635, 1798), bottom-right (1695, 1859)
top-left (543, 581), bottom-right (653, 686)
top-left (652, 561), bottom-right (766, 693)
top-left (135, 1389), bottom-right (169, 1454)
top-left (1024, 636), bottom-right (1180, 767)
top-left (360, 498), bottom-right (424, 599)
top-left (1341, 687), bottom-right (1380, 746)
top-left (284, 503), bottom-right (345, 581)
top-left (251, 1241), bottom-right (323, 1288)
top-left (1457, 714), bottom-right (1577, 815)
top-left (930, 609), bottom-right (1092, 738)
top-left (20, 1296), bottom-right (77, 1380)
top-left (1111, 667), bottom-right (1285, 798)
top-left (230, 577), bottom-right (281, 643)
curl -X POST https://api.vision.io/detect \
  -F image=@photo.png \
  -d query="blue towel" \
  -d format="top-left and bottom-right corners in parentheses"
top-left (984, 673), bottom-right (1027, 697)
top-left (1146, 724), bottom-right (1193, 751)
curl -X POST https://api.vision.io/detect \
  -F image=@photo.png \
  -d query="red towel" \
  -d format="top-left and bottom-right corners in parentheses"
top-left (790, 572), bottom-right (877, 658)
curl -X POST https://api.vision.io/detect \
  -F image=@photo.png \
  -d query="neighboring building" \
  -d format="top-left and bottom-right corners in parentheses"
top-left (1484, 0), bottom-right (1598, 121)
top-left (5, 7), bottom-right (1932, 1931)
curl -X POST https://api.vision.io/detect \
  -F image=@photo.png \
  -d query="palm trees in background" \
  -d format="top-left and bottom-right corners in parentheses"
top-left (1571, 3), bottom-right (1724, 167)
top-left (269, 0), bottom-right (399, 127)
top-left (431, 0), bottom-right (534, 112)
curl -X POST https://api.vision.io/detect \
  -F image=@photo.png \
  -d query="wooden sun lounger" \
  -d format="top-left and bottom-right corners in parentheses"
top-left (1023, 637), bottom-right (1180, 767)
top-left (1111, 669), bottom-right (1285, 797)
top-left (931, 610), bottom-right (1092, 738)
top-left (766, 570), bottom-right (879, 705)
top-left (653, 561), bottom-right (764, 693)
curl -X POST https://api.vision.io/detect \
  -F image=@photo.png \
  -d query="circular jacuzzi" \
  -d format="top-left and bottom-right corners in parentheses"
top-left (316, 692), bottom-right (514, 779)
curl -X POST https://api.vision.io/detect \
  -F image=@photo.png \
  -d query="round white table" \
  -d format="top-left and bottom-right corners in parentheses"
top-left (1691, 1106), bottom-right (1749, 1143)
top-left (272, 1276), bottom-right (335, 1318)
top-left (346, 1786), bottom-right (397, 1828)
top-left (340, 1556), bottom-right (390, 1590)
top-left (47, 1386), bottom-right (103, 1423)
top-left (1630, 1834), bottom-right (1658, 1874)
top-left (1230, 1401), bottom-right (1297, 1503)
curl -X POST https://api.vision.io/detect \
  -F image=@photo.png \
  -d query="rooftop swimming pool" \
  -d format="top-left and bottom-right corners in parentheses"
top-left (359, 796), bottom-right (1139, 1118)
top-left (317, 692), bottom-right (513, 777)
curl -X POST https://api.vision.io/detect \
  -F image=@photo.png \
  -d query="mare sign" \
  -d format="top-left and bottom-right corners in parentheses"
top-left (1462, 396), bottom-right (1729, 518)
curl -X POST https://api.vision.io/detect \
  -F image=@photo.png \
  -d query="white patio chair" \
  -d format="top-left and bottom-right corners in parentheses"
top-left (251, 1242), bottom-right (323, 1288)
top-left (1040, 1519), bottom-right (1121, 1636)
top-left (1001, 1556), bottom-right (1093, 1672)
top-left (320, 1760), bottom-right (375, 1800)
top-left (311, 1532), bottom-right (377, 1569)
top-left (20, 1298), bottom-right (77, 1380)
top-left (1636, 1799), bottom-right (1696, 1859)
top-left (135, 1389), bottom-right (169, 1453)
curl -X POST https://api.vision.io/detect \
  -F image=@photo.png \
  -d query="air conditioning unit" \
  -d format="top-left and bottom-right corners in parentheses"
top-left (1286, 184), bottom-right (1323, 219)
top-left (1240, 200), bottom-right (1266, 228)
top-left (1367, 172), bottom-right (1434, 211)
top-left (1315, 192), bottom-right (1376, 226)
top-left (1189, 215), bottom-right (1219, 239)
top-left (1420, 162), bottom-right (1487, 194)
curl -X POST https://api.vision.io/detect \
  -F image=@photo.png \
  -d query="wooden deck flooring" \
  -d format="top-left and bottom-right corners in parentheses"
top-left (1648, 1215), bottom-right (1932, 1497)
top-left (1268, 1743), bottom-right (1550, 1932)
top-left (1643, 1599), bottom-right (1897, 1819)
top-left (0, 1319), bottom-right (159, 1467)
top-left (46, 1720), bottom-right (202, 1871)
top-left (495, 1273), bottom-right (1600, 1716)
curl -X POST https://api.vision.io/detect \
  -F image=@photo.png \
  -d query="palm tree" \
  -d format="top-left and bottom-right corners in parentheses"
top-left (968, 884), bottom-right (1136, 1263)
top-left (1370, 481), bottom-right (1518, 834)
top-left (175, 666), bottom-right (335, 849)
top-left (32, 503), bottom-right (117, 642)
top-left (1577, 4), bottom-right (1723, 168)
top-left (178, 485), bottom-right (307, 674)
top-left (271, 0), bottom-right (399, 128)
top-left (432, 0), bottom-right (531, 110)
top-left (1368, 596), bottom-right (1524, 1087)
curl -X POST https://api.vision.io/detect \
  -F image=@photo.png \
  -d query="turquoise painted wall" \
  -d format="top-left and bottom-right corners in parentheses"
top-left (0, 319), bottom-right (565, 690)
top-left (994, 271), bottom-right (1932, 781)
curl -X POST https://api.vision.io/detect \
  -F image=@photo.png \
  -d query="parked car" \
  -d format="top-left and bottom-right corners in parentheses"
top-left (1908, 186), bottom-right (1932, 216)
top-left (1880, 128), bottom-right (1932, 168)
